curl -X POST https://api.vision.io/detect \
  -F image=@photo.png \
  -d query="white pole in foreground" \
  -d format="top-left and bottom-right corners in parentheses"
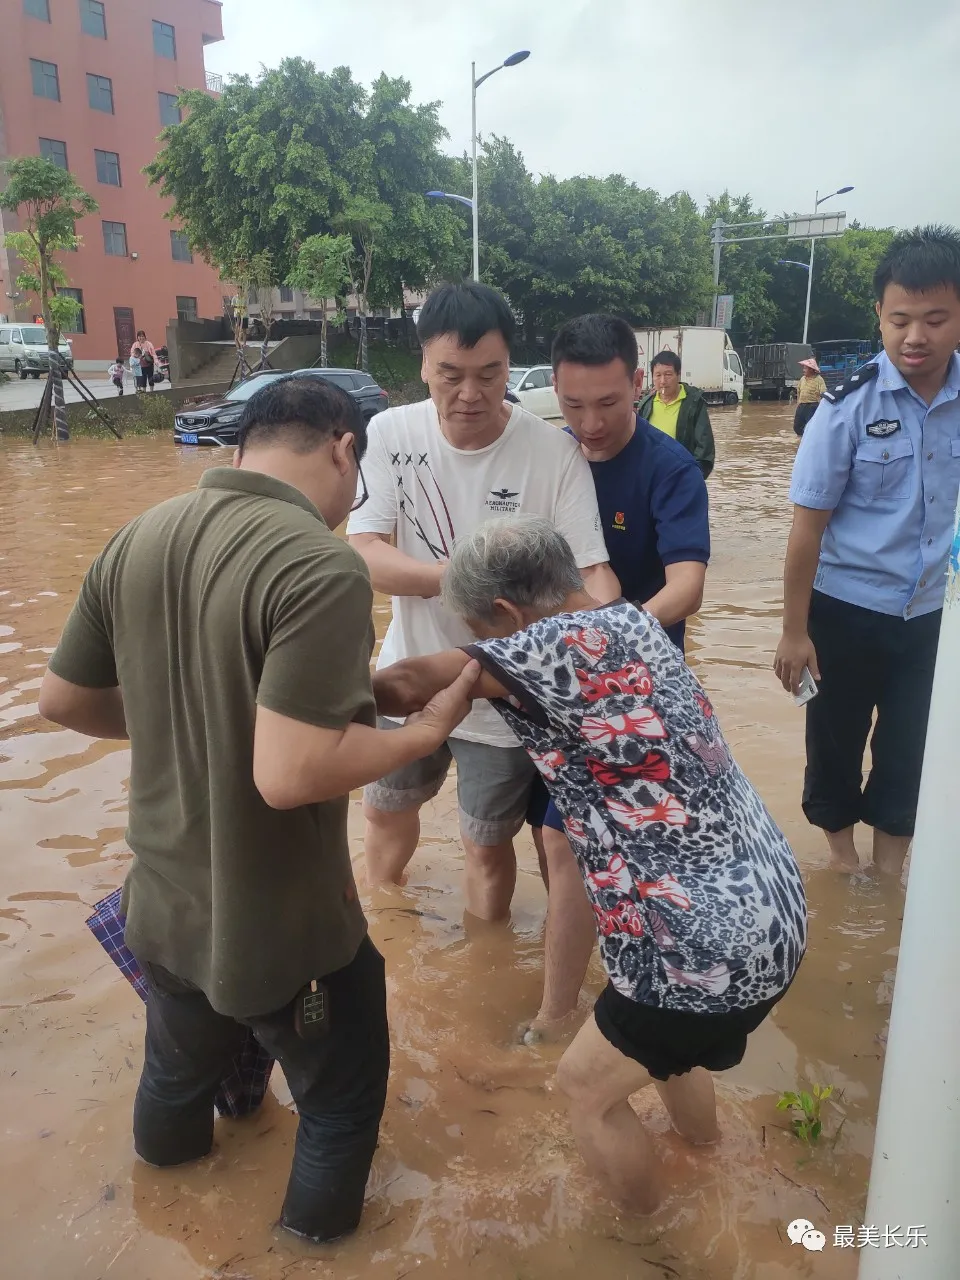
top-left (859, 493), bottom-right (960, 1279)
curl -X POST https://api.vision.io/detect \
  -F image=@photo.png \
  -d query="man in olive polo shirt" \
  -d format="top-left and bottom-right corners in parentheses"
top-left (38, 376), bottom-right (478, 1243)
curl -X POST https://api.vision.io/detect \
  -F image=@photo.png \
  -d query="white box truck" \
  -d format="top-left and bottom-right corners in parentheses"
top-left (634, 326), bottom-right (743, 405)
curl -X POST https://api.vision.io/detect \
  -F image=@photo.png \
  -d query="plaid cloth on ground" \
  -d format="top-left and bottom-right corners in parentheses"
top-left (86, 888), bottom-right (275, 1118)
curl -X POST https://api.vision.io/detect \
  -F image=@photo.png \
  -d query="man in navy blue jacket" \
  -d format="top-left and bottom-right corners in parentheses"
top-left (526, 314), bottom-right (710, 1040)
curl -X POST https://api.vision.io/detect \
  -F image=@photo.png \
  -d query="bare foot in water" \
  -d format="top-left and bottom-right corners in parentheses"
top-left (825, 827), bottom-right (860, 873)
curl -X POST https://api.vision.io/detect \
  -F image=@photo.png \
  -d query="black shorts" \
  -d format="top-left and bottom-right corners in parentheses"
top-left (593, 981), bottom-right (790, 1081)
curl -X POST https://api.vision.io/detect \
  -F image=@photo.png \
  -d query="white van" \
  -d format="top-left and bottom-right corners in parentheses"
top-left (0, 324), bottom-right (74, 378)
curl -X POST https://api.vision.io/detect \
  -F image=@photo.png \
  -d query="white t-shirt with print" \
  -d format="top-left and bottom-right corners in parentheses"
top-left (347, 398), bottom-right (609, 746)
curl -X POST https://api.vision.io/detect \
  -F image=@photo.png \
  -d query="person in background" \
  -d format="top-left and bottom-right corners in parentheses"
top-left (347, 282), bottom-right (618, 929)
top-left (133, 330), bottom-right (157, 391)
top-left (128, 346), bottom-right (143, 391)
top-left (107, 356), bottom-right (125, 396)
top-left (793, 358), bottom-right (827, 437)
top-left (525, 315), bottom-right (710, 1039)
top-left (637, 350), bottom-right (716, 478)
top-left (775, 225), bottom-right (960, 876)
top-left (37, 376), bottom-right (478, 1244)
top-left (375, 516), bottom-right (806, 1214)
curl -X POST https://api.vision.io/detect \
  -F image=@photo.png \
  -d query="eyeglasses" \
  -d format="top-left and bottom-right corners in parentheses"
top-left (350, 446), bottom-right (368, 512)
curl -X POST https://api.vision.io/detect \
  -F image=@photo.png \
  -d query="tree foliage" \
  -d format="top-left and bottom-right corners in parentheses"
top-left (288, 233), bottom-right (354, 365)
top-left (146, 60), bottom-right (462, 311)
top-left (0, 156), bottom-right (98, 347)
top-left (145, 59), bottom-right (893, 353)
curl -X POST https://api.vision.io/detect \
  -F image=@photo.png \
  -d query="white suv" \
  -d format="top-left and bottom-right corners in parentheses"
top-left (507, 365), bottom-right (561, 420)
top-left (0, 324), bottom-right (74, 378)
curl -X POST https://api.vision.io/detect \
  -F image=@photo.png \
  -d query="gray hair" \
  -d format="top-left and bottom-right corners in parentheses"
top-left (441, 515), bottom-right (584, 623)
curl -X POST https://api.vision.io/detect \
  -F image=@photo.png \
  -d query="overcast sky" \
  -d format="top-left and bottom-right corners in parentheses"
top-left (205, 0), bottom-right (960, 230)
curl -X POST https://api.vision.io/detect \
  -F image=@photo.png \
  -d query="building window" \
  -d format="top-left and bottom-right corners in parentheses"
top-left (24, 0), bottom-right (51, 20)
top-left (80, 0), bottom-right (107, 38)
top-left (30, 59), bottom-right (60, 101)
top-left (152, 20), bottom-right (177, 59)
top-left (158, 92), bottom-right (181, 126)
top-left (87, 73), bottom-right (114, 114)
top-left (58, 288), bottom-right (86, 334)
top-left (177, 296), bottom-right (198, 322)
top-left (102, 220), bottom-right (128, 256)
top-left (170, 230), bottom-right (192, 262)
top-left (39, 138), bottom-right (68, 169)
top-left (279, 286), bottom-right (294, 304)
top-left (94, 149), bottom-right (121, 186)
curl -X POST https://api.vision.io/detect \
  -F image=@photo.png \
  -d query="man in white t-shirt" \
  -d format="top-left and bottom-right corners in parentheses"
top-left (347, 283), bottom-right (618, 925)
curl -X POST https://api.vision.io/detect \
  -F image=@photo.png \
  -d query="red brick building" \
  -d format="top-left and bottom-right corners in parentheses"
top-left (0, 0), bottom-right (226, 366)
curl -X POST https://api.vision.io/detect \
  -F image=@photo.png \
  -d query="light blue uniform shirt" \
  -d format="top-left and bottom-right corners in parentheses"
top-left (789, 351), bottom-right (960, 619)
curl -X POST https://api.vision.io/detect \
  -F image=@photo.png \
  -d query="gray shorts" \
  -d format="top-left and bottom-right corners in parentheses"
top-left (364, 718), bottom-right (537, 847)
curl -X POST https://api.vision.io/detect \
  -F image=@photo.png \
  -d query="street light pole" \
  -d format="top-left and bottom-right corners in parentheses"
top-left (470, 50), bottom-right (530, 284)
top-left (471, 62), bottom-right (480, 283)
top-left (802, 191), bottom-right (818, 345)
top-left (711, 219), bottom-right (723, 326)
top-left (802, 185), bottom-right (854, 344)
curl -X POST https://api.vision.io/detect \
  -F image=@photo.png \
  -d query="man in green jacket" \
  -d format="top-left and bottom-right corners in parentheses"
top-left (638, 349), bottom-right (716, 478)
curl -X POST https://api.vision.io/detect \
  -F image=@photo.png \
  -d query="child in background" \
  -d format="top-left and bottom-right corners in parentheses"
top-left (129, 347), bottom-right (143, 391)
top-left (107, 357), bottom-right (125, 396)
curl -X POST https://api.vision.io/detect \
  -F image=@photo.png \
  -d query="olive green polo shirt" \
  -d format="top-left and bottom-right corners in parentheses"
top-left (49, 468), bottom-right (375, 1018)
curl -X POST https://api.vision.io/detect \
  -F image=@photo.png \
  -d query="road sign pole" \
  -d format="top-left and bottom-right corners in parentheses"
top-left (711, 218), bottom-right (723, 326)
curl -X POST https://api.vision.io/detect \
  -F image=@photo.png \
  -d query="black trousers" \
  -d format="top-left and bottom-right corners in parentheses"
top-left (133, 935), bottom-right (389, 1242)
top-left (793, 401), bottom-right (818, 436)
top-left (803, 591), bottom-right (941, 837)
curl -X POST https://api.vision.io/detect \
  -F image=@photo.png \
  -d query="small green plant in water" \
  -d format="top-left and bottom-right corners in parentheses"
top-left (777, 1084), bottom-right (833, 1145)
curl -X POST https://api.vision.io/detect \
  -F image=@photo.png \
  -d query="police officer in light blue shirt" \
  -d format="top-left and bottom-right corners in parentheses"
top-left (775, 226), bottom-right (960, 877)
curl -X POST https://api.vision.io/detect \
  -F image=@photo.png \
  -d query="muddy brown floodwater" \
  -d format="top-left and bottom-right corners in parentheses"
top-left (0, 403), bottom-right (905, 1280)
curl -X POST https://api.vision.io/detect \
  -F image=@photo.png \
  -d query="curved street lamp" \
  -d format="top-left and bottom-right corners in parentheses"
top-left (802, 185), bottom-right (855, 342)
top-left (470, 50), bottom-right (530, 281)
top-left (426, 190), bottom-right (475, 211)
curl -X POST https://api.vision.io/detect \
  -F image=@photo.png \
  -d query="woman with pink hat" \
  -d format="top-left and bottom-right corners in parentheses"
top-left (793, 357), bottom-right (827, 436)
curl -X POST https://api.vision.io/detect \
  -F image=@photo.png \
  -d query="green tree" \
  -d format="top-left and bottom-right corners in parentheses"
top-left (703, 192), bottom-right (786, 346)
top-left (287, 233), bottom-right (354, 366)
top-left (248, 250), bottom-right (280, 370)
top-left (333, 197), bottom-right (392, 371)
top-left (1, 156), bottom-right (99, 440)
top-left (806, 225), bottom-right (894, 343)
top-left (460, 138), bottom-right (712, 347)
top-left (0, 156), bottom-right (98, 351)
top-left (145, 60), bottom-right (460, 327)
top-left (358, 74), bottom-right (468, 312)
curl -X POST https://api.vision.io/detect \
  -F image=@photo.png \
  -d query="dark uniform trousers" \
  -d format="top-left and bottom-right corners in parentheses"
top-left (803, 590), bottom-right (942, 837)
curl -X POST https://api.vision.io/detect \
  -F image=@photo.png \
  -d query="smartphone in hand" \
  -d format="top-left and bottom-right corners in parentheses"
top-left (793, 666), bottom-right (819, 707)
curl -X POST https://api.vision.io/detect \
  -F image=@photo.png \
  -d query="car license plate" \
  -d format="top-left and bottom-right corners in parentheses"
top-left (181, 432), bottom-right (198, 444)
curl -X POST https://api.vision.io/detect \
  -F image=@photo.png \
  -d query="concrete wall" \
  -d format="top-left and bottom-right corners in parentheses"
top-left (266, 334), bottom-right (324, 371)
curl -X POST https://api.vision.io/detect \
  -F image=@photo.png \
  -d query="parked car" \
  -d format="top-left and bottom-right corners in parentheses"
top-left (174, 367), bottom-right (389, 447)
top-left (0, 323), bottom-right (73, 378)
top-left (507, 365), bottom-right (561, 419)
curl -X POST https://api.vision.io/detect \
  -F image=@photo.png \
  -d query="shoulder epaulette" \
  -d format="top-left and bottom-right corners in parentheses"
top-left (822, 361), bottom-right (880, 403)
